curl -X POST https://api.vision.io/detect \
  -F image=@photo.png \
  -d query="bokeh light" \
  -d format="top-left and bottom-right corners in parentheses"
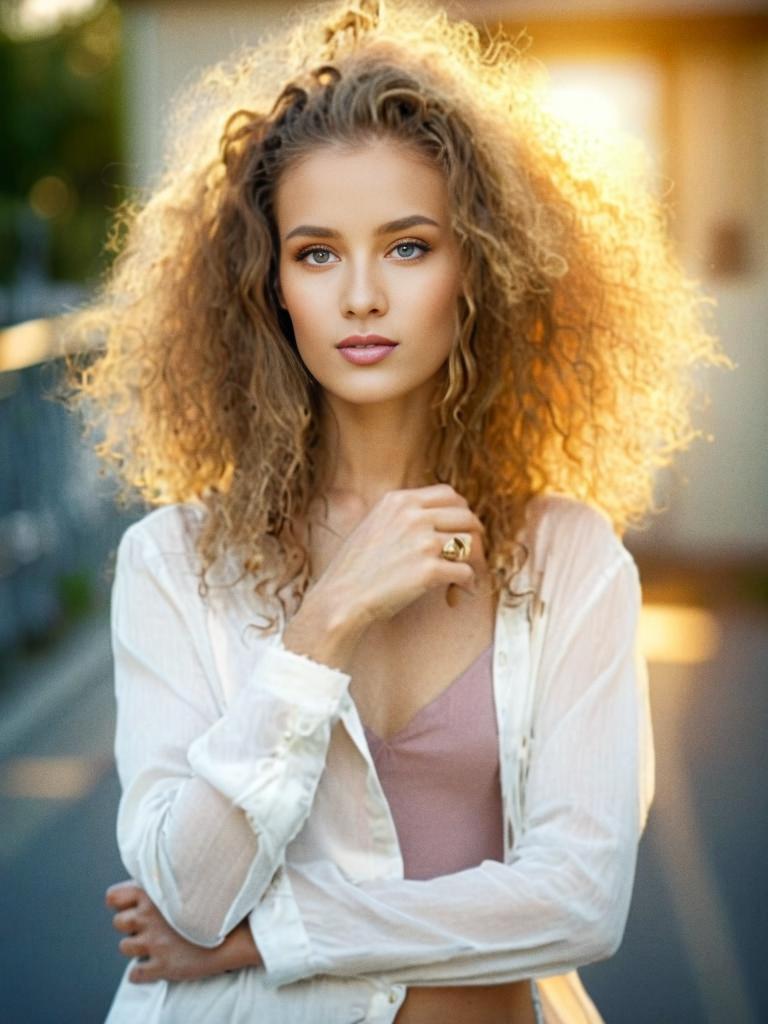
top-left (2, 0), bottom-right (100, 39)
top-left (28, 175), bottom-right (75, 219)
top-left (639, 603), bottom-right (722, 665)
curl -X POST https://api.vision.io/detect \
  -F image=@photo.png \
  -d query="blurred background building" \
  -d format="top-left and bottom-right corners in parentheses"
top-left (0, 1), bottom-right (766, 1022)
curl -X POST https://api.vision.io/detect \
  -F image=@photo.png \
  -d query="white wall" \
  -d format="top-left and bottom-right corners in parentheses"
top-left (122, 1), bottom-right (290, 188)
top-left (634, 47), bottom-right (768, 557)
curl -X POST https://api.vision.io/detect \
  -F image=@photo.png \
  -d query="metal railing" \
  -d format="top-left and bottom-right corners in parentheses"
top-left (0, 311), bottom-right (136, 658)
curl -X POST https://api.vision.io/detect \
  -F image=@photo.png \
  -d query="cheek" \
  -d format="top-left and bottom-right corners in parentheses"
top-left (419, 266), bottom-right (462, 338)
top-left (279, 272), bottom-right (329, 330)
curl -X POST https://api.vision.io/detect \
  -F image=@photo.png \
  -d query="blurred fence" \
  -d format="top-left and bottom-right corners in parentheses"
top-left (0, 356), bottom-right (133, 661)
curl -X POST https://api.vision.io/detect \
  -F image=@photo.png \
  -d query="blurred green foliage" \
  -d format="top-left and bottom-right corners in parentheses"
top-left (57, 569), bottom-right (94, 619)
top-left (0, 1), bottom-right (123, 284)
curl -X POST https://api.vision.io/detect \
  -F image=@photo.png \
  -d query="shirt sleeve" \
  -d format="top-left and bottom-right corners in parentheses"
top-left (111, 517), bottom-right (351, 948)
top-left (248, 541), bottom-right (653, 988)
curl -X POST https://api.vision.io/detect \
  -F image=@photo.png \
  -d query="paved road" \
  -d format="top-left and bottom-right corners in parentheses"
top-left (0, 612), bottom-right (126, 1024)
top-left (0, 603), bottom-right (765, 1023)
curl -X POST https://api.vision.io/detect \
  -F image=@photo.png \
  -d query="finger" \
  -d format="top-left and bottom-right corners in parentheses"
top-left (429, 549), bottom-right (476, 591)
top-left (112, 909), bottom-right (139, 934)
top-left (105, 880), bottom-right (142, 910)
top-left (412, 484), bottom-right (468, 508)
top-left (429, 508), bottom-right (486, 536)
top-left (128, 957), bottom-right (155, 984)
top-left (119, 936), bottom-right (148, 958)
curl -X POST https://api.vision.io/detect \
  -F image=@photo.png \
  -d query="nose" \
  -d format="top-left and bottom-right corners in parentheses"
top-left (340, 256), bottom-right (388, 319)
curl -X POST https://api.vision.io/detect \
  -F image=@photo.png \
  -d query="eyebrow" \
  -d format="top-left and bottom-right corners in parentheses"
top-left (283, 214), bottom-right (440, 242)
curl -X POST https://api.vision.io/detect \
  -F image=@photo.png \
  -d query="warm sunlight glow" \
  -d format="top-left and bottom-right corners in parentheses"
top-left (639, 603), bottom-right (722, 664)
top-left (0, 318), bottom-right (58, 372)
top-left (539, 59), bottom-right (664, 180)
top-left (3, 0), bottom-right (99, 38)
top-left (0, 756), bottom-right (108, 800)
top-left (548, 84), bottom-right (623, 138)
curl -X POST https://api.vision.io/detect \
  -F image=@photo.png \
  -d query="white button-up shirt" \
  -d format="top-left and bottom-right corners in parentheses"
top-left (104, 493), bottom-right (654, 1024)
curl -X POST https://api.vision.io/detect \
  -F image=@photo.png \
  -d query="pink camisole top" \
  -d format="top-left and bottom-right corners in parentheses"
top-left (363, 643), bottom-right (505, 880)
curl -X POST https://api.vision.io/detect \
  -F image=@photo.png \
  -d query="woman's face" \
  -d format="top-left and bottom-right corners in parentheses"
top-left (275, 139), bottom-right (463, 408)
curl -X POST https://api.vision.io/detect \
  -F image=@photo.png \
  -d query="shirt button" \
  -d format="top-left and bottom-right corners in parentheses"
top-left (497, 651), bottom-right (508, 667)
top-left (388, 991), bottom-right (398, 1003)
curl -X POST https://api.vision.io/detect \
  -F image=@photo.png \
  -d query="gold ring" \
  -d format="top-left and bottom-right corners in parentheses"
top-left (441, 534), bottom-right (471, 562)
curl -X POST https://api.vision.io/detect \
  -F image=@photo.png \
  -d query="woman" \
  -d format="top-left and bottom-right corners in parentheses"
top-left (67, 1), bottom-right (728, 1021)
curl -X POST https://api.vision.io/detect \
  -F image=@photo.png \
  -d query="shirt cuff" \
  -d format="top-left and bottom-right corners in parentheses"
top-left (249, 866), bottom-right (320, 989)
top-left (186, 644), bottom-right (352, 847)
top-left (258, 641), bottom-right (351, 714)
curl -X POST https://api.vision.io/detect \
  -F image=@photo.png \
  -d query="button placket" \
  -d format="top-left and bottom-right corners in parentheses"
top-left (366, 986), bottom-right (403, 1021)
top-left (296, 715), bottom-right (317, 737)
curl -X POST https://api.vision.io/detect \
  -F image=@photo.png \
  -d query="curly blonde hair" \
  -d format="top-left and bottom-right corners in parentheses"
top-left (65, 0), bottom-right (731, 628)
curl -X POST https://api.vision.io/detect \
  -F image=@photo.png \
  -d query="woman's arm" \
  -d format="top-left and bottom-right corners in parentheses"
top-left (107, 880), bottom-right (539, 1024)
top-left (245, 542), bottom-right (654, 988)
top-left (110, 515), bottom-right (355, 948)
top-left (106, 880), bottom-right (260, 983)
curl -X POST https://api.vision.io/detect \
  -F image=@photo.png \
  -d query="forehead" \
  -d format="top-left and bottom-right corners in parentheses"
top-left (274, 140), bottom-right (451, 231)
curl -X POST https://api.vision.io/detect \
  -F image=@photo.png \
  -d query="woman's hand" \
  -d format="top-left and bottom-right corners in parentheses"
top-left (320, 483), bottom-right (485, 623)
top-left (106, 881), bottom-right (261, 983)
top-left (284, 484), bottom-right (487, 669)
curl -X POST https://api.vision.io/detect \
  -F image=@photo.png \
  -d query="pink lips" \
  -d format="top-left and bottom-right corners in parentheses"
top-left (336, 334), bottom-right (399, 366)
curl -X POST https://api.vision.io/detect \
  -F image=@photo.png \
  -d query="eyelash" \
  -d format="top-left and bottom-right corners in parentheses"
top-left (293, 238), bottom-right (432, 266)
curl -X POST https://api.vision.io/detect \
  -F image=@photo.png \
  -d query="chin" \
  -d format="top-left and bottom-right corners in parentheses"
top-left (327, 375), bottom-right (436, 406)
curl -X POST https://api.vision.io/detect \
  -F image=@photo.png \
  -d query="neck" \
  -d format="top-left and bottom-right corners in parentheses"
top-left (316, 382), bottom-right (439, 511)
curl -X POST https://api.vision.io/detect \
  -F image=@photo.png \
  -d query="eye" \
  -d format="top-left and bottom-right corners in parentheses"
top-left (295, 246), bottom-right (338, 266)
top-left (389, 239), bottom-right (431, 261)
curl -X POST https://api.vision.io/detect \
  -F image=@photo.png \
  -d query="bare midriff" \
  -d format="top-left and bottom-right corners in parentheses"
top-left (395, 981), bottom-right (537, 1024)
